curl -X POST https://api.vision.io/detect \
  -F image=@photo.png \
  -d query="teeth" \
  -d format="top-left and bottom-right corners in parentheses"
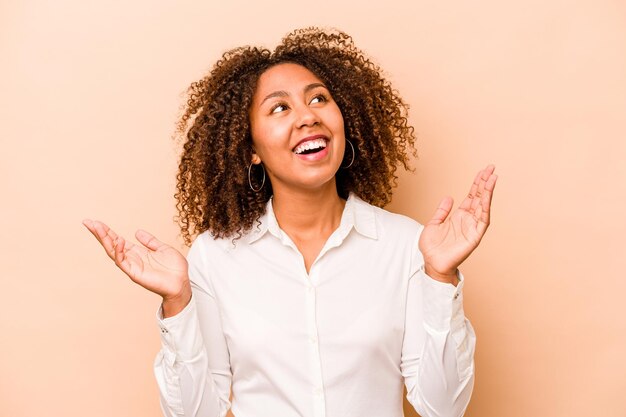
top-left (294, 138), bottom-right (327, 154)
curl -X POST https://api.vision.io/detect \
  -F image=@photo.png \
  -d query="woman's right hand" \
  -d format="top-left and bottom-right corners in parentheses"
top-left (82, 219), bottom-right (191, 316)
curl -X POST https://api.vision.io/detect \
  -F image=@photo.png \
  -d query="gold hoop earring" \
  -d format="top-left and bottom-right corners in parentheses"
top-left (341, 139), bottom-right (355, 169)
top-left (248, 163), bottom-right (266, 192)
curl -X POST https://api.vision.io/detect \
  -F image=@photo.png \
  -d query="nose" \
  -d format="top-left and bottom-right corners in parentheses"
top-left (295, 104), bottom-right (320, 128)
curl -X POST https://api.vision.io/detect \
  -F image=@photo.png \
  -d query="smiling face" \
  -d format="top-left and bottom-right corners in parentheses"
top-left (249, 63), bottom-right (346, 196)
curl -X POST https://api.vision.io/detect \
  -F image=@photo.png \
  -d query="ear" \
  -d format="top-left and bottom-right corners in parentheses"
top-left (251, 153), bottom-right (262, 165)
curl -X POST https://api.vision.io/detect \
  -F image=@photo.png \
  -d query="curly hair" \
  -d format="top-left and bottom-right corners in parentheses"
top-left (174, 27), bottom-right (416, 245)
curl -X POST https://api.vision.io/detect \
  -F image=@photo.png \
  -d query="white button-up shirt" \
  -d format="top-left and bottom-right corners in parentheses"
top-left (154, 193), bottom-right (475, 417)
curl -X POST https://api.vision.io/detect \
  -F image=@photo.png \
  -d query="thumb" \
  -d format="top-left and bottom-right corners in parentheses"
top-left (427, 196), bottom-right (453, 226)
top-left (135, 229), bottom-right (166, 251)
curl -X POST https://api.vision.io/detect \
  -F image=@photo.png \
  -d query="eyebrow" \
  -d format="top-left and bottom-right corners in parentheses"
top-left (260, 82), bottom-right (328, 106)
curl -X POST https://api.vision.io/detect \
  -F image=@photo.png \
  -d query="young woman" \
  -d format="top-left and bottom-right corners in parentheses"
top-left (84, 28), bottom-right (497, 417)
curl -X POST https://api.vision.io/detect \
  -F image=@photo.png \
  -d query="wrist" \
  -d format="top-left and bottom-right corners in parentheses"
top-left (162, 281), bottom-right (192, 318)
top-left (424, 264), bottom-right (459, 286)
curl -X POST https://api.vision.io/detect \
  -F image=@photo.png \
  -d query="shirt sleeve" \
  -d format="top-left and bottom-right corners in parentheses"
top-left (400, 231), bottom-right (476, 417)
top-left (153, 235), bottom-right (232, 417)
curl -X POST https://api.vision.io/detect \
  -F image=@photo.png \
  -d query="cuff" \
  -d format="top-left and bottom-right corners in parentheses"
top-left (421, 267), bottom-right (466, 332)
top-left (156, 295), bottom-right (205, 361)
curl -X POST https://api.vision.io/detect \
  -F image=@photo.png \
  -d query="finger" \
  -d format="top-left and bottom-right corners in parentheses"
top-left (479, 174), bottom-right (498, 226)
top-left (84, 219), bottom-right (119, 240)
top-left (485, 170), bottom-right (497, 192)
top-left (113, 237), bottom-right (133, 277)
top-left (82, 219), bottom-right (103, 241)
top-left (83, 219), bottom-right (120, 260)
top-left (82, 219), bottom-right (100, 241)
top-left (470, 165), bottom-right (494, 213)
top-left (483, 164), bottom-right (496, 176)
top-left (459, 169), bottom-right (484, 211)
top-left (470, 177), bottom-right (485, 213)
top-left (135, 229), bottom-right (166, 252)
top-left (427, 196), bottom-right (454, 226)
top-left (113, 237), bottom-right (124, 265)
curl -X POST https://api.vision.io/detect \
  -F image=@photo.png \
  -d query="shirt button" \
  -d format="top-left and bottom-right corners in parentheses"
top-left (307, 286), bottom-right (314, 293)
top-left (313, 387), bottom-right (323, 396)
top-left (309, 336), bottom-right (318, 344)
top-left (160, 327), bottom-right (168, 334)
top-left (454, 293), bottom-right (459, 300)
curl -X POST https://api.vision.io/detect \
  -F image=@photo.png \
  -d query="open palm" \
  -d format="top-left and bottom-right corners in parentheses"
top-left (83, 219), bottom-right (188, 299)
top-left (419, 165), bottom-right (498, 279)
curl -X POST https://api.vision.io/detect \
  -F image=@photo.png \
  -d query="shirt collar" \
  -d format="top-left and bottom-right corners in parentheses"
top-left (246, 192), bottom-right (377, 245)
top-left (340, 193), bottom-right (378, 240)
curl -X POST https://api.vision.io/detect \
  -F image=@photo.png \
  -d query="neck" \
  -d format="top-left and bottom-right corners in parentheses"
top-left (271, 183), bottom-right (346, 238)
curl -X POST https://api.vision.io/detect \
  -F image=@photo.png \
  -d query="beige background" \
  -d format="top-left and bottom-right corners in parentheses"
top-left (1, 0), bottom-right (625, 416)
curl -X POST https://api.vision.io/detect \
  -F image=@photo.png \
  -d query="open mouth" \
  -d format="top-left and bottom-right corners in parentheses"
top-left (293, 138), bottom-right (328, 155)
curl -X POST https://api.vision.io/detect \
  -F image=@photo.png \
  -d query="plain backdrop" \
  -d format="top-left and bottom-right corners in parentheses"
top-left (1, 0), bottom-right (625, 416)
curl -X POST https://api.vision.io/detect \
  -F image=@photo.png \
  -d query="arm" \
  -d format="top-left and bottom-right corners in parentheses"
top-left (82, 220), bottom-right (231, 416)
top-left (401, 164), bottom-right (497, 415)
top-left (154, 236), bottom-right (232, 417)
top-left (401, 265), bottom-right (475, 416)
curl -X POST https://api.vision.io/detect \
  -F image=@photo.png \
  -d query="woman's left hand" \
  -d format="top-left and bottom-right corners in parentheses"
top-left (418, 164), bottom-right (498, 285)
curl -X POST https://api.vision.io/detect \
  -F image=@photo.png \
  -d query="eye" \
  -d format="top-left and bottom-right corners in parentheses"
top-left (270, 102), bottom-right (289, 114)
top-left (310, 94), bottom-right (328, 105)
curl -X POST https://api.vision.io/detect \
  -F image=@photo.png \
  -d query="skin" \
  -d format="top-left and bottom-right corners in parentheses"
top-left (83, 63), bottom-right (498, 317)
top-left (248, 63), bottom-right (347, 274)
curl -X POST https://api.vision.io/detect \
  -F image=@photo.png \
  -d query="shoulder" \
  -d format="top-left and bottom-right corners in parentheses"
top-left (352, 196), bottom-right (426, 272)
top-left (361, 198), bottom-right (422, 233)
top-left (375, 206), bottom-right (423, 245)
top-left (186, 230), bottom-right (240, 291)
top-left (187, 230), bottom-right (235, 262)
top-left (350, 194), bottom-right (423, 243)
top-left (373, 205), bottom-right (422, 230)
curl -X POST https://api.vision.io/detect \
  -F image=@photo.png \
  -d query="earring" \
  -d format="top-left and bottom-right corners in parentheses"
top-left (341, 139), bottom-right (355, 169)
top-left (248, 162), bottom-right (266, 192)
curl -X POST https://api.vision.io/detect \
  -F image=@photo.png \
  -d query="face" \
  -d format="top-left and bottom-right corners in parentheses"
top-left (249, 63), bottom-right (346, 195)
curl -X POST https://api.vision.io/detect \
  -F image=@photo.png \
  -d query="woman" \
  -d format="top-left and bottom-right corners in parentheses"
top-left (84, 28), bottom-right (497, 417)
